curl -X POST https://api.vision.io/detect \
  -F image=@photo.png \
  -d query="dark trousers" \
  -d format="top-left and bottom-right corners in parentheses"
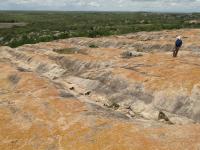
top-left (173, 46), bottom-right (180, 57)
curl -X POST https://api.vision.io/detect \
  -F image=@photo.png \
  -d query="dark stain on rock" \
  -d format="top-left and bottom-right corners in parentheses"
top-left (8, 74), bottom-right (20, 85)
top-left (36, 64), bottom-right (48, 73)
top-left (17, 67), bottom-right (31, 72)
top-left (59, 90), bottom-right (74, 98)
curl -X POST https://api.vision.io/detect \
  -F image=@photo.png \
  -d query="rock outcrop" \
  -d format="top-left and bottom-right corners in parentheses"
top-left (0, 29), bottom-right (200, 150)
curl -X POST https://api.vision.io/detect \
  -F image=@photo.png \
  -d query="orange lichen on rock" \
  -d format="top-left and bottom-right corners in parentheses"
top-left (1, 29), bottom-right (200, 149)
top-left (0, 56), bottom-right (200, 150)
top-left (113, 52), bottom-right (200, 93)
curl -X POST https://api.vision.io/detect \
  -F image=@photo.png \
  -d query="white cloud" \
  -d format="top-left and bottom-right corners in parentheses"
top-left (1, 0), bottom-right (200, 12)
top-left (88, 2), bottom-right (100, 7)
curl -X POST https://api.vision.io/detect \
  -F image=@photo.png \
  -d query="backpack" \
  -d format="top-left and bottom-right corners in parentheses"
top-left (176, 39), bottom-right (182, 47)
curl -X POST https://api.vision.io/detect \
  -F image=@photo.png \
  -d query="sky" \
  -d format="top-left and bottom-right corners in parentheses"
top-left (1, 0), bottom-right (200, 12)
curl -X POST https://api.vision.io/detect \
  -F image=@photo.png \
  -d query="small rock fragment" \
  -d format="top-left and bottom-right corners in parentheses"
top-left (158, 111), bottom-right (169, 121)
top-left (158, 111), bottom-right (174, 125)
top-left (121, 51), bottom-right (143, 59)
top-left (85, 91), bottom-right (91, 96)
top-left (69, 87), bottom-right (75, 90)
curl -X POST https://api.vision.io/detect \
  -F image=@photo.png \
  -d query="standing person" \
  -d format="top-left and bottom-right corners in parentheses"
top-left (173, 36), bottom-right (183, 57)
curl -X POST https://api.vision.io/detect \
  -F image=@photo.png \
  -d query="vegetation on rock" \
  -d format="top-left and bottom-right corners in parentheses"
top-left (1, 11), bottom-right (200, 47)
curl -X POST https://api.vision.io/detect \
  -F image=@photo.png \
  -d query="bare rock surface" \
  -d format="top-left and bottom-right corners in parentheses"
top-left (1, 29), bottom-right (200, 149)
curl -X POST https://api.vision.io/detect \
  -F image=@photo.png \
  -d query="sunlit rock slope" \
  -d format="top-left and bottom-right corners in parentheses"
top-left (1, 29), bottom-right (200, 150)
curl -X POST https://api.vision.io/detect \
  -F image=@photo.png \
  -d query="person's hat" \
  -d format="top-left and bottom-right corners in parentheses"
top-left (176, 36), bottom-right (182, 40)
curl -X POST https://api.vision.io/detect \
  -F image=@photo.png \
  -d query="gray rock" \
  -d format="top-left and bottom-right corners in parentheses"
top-left (121, 51), bottom-right (143, 58)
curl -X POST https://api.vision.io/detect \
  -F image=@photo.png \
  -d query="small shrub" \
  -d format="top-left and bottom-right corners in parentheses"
top-left (108, 102), bottom-right (120, 110)
top-left (53, 48), bottom-right (78, 54)
top-left (89, 44), bottom-right (98, 48)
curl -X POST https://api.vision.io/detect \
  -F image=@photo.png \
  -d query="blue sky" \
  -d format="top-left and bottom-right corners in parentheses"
top-left (1, 0), bottom-right (200, 12)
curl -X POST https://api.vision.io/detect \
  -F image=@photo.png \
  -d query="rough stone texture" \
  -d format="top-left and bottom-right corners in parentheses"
top-left (1, 29), bottom-right (200, 149)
